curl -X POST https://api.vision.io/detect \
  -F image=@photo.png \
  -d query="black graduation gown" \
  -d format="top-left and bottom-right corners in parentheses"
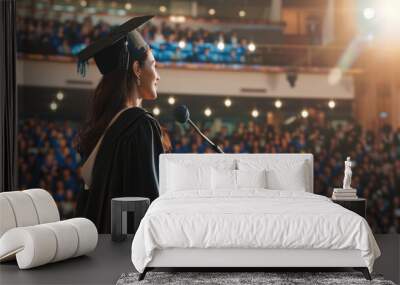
top-left (78, 107), bottom-right (164, 233)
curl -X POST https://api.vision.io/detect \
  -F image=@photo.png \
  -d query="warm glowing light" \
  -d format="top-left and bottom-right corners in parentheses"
top-left (208, 8), bottom-right (216, 15)
top-left (204, 108), bottom-right (212, 117)
top-left (217, 41), bottom-right (225, 50)
top-left (248, 42), bottom-right (256, 52)
top-left (380, 111), bottom-right (388, 118)
top-left (125, 2), bottom-right (132, 10)
top-left (251, 109), bottom-right (259, 118)
top-left (379, 0), bottom-right (400, 33)
top-left (56, 91), bottom-right (64, 100)
top-left (168, 96), bottom-right (176, 105)
top-left (274, 99), bottom-right (282, 109)
top-left (178, 40), bottom-right (186, 49)
top-left (87, 7), bottom-right (97, 13)
top-left (328, 100), bottom-right (336, 109)
top-left (169, 15), bottom-right (186, 23)
top-left (301, 109), bottom-right (309, 118)
top-left (328, 67), bottom-right (343, 85)
top-left (153, 107), bottom-right (160, 116)
top-left (117, 9), bottom-right (126, 16)
top-left (238, 10), bottom-right (246, 17)
top-left (224, 99), bottom-right (232, 107)
top-left (50, 102), bottom-right (58, 111)
top-left (159, 5), bottom-right (167, 13)
top-left (363, 7), bottom-right (375, 20)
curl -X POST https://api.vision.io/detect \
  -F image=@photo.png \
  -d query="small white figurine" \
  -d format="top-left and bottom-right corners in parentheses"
top-left (343, 157), bottom-right (352, 189)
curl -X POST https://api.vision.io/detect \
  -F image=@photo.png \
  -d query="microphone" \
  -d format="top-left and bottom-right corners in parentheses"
top-left (174, 105), bottom-right (224, 154)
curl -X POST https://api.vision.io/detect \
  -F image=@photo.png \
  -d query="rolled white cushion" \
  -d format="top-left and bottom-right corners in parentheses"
top-left (0, 218), bottom-right (98, 269)
top-left (0, 196), bottom-right (17, 237)
top-left (23, 189), bottom-right (60, 224)
top-left (64, 218), bottom-right (98, 257)
top-left (0, 226), bottom-right (57, 269)
top-left (0, 191), bottom-right (39, 227)
top-left (42, 221), bottom-right (79, 262)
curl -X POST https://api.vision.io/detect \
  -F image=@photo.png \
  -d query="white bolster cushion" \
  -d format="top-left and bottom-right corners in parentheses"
top-left (65, 218), bottom-right (98, 257)
top-left (0, 196), bottom-right (17, 237)
top-left (0, 191), bottom-right (39, 228)
top-left (0, 218), bottom-right (98, 269)
top-left (42, 221), bottom-right (79, 262)
top-left (0, 226), bottom-right (57, 269)
top-left (23, 189), bottom-right (60, 224)
top-left (0, 189), bottom-right (60, 238)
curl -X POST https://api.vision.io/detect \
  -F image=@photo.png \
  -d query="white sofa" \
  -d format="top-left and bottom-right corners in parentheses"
top-left (0, 189), bottom-right (98, 269)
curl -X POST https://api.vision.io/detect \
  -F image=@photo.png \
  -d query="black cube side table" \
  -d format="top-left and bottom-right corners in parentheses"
top-left (331, 198), bottom-right (366, 218)
top-left (111, 197), bottom-right (150, 242)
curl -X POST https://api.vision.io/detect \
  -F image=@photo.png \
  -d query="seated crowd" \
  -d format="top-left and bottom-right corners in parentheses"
top-left (18, 117), bottom-right (400, 234)
top-left (16, 16), bottom-right (248, 64)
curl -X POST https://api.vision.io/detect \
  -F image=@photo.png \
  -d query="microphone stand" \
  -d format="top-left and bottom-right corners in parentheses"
top-left (188, 119), bottom-right (224, 154)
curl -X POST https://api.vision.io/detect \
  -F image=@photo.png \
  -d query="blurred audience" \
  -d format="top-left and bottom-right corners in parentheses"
top-left (16, 16), bottom-right (248, 65)
top-left (18, 117), bottom-right (400, 233)
top-left (18, 118), bottom-right (80, 219)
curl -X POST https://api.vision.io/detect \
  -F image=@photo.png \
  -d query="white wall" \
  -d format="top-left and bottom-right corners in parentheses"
top-left (17, 59), bottom-right (354, 99)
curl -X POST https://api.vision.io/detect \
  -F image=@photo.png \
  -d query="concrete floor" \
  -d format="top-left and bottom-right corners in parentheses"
top-left (1, 234), bottom-right (399, 285)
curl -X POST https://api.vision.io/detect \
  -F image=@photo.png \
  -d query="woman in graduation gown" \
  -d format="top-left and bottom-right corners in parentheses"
top-left (74, 16), bottom-right (171, 233)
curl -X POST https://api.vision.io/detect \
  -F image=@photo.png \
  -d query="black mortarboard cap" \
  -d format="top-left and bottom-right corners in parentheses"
top-left (77, 15), bottom-right (154, 77)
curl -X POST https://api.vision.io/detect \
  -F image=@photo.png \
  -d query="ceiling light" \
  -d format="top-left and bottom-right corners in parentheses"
top-left (178, 40), bottom-right (186, 49)
top-left (328, 100), bottom-right (336, 109)
top-left (208, 8), bottom-right (216, 15)
top-left (301, 109), bottom-right (309, 118)
top-left (238, 10), bottom-right (246, 17)
top-left (50, 102), bottom-right (58, 111)
top-left (125, 2), bottom-right (132, 10)
top-left (204, 108), bottom-right (212, 117)
top-left (217, 41), bottom-right (225, 50)
top-left (168, 96), bottom-right (176, 105)
top-left (152, 107), bottom-right (160, 116)
top-left (274, 99), bottom-right (282, 109)
top-left (224, 99), bottom-right (232, 107)
top-left (248, 42), bottom-right (256, 52)
top-left (56, 91), bottom-right (64, 101)
top-left (251, 109), bottom-right (259, 118)
top-left (159, 5), bottom-right (167, 13)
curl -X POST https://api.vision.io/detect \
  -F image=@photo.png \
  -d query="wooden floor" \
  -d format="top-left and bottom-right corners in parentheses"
top-left (0, 234), bottom-right (398, 285)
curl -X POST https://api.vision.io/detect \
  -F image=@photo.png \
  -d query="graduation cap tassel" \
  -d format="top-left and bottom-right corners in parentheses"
top-left (119, 37), bottom-right (130, 72)
top-left (77, 60), bottom-right (88, 77)
top-left (126, 43), bottom-right (130, 71)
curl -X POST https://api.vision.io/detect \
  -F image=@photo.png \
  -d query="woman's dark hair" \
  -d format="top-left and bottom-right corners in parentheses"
top-left (75, 49), bottom-right (171, 158)
top-left (75, 51), bottom-right (147, 158)
top-left (76, 61), bottom-right (143, 157)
